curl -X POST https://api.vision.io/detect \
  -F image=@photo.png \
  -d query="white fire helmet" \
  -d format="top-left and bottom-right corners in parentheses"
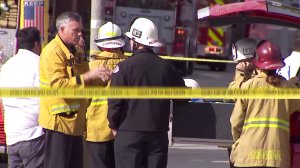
top-left (184, 78), bottom-right (200, 88)
top-left (94, 22), bottom-right (125, 48)
top-left (184, 78), bottom-right (204, 103)
top-left (125, 17), bottom-right (163, 47)
top-left (232, 38), bottom-right (257, 61)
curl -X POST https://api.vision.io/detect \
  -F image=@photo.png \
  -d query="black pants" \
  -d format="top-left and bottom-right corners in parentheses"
top-left (43, 129), bottom-right (83, 168)
top-left (86, 140), bottom-right (115, 168)
top-left (114, 131), bottom-right (168, 168)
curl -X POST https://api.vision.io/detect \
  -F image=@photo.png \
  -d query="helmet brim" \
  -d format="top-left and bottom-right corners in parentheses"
top-left (125, 32), bottom-right (132, 39)
top-left (95, 38), bottom-right (125, 48)
top-left (254, 61), bottom-right (285, 70)
top-left (147, 40), bottom-right (164, 47)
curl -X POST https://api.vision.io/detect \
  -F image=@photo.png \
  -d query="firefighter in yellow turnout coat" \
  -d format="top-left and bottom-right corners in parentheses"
top-left (230, 40), bottom-right (300, 168)
top-left (86, 22), bottom-right (127, 168)
top-left (39, 12), bottom-right (111, 168)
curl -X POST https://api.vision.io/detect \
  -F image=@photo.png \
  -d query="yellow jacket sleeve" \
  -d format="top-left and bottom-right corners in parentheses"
top-left (230, 98), bottom-right (246, 141)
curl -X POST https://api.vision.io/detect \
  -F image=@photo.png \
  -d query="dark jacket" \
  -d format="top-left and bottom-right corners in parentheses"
top-left (108, 48), bottom-right (185, 132)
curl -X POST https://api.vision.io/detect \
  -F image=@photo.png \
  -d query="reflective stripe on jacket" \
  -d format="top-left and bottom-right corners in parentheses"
top-left (243, 117), bottom-right (290, 132)
top-left (86, 50), bottom-right (126, 142)
top-left (50, 103), bottom-right (81, 115)
top-left (90, 98), bottom-right (108, 106)
top-left (230, 71), bottom-right (300, 167)
top-left (39, 35), bottom-right (90, 136)
top-left (39, 79), bottom-right (50, 88)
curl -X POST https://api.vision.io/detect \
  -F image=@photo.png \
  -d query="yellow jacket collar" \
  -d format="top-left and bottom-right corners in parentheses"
top-left (54, 34), bottom-right (72, 59)
top-left (255, 70), bottom-right (268, 79)
top-left (93, 50), bottom-right (126, 60)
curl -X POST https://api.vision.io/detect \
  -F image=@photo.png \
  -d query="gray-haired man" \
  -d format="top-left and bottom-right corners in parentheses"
top-left (39, 12), bottom-right (111, 168)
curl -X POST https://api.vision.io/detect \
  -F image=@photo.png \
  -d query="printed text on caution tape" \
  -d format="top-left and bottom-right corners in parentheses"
top-left (1, 87), bottom-right (300, 99)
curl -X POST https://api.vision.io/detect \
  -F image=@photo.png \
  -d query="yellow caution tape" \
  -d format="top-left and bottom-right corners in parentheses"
top-left (1, 87), bottom-right (300, 99)
top-left (158, 55), bottom-right (235, 63)
top-left (89, 50), bottom-right (235, 63)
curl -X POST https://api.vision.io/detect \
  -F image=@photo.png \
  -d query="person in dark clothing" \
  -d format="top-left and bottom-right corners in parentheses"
top-left (107, 17), bottom-right (186, 168)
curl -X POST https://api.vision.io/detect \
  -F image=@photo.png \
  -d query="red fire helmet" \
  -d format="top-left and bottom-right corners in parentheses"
top-left (254, 40), bottom-right (285, 70)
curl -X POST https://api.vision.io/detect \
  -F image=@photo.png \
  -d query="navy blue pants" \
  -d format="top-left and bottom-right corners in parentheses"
top-left (114, 131), bottom-right (168, 168)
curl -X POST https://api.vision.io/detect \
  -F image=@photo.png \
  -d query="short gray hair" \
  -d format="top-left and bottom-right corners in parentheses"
top-left (56, 12), bottom-right (82, 30)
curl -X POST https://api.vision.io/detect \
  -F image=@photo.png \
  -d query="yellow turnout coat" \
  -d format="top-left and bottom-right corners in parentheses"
top-left (230, 71), bottom-right (300, 167)
top-left (39, 35), bottom-right (89, 136)
top-left (86, 50), bottom-right (126, 142)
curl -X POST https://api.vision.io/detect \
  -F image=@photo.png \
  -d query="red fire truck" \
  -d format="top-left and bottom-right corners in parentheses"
top-left (102, 0), bottom-right (232, 75)
top-left (195, 0), bottom-right (231, 71)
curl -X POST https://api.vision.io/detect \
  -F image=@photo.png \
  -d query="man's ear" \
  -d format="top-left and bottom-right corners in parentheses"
top-left (60, 26), bottom-right (65, 34)
top-left (34, 41), bottom-right (42, 55)
top-left (35, 41), bottom-right (41, 47)
top-left (244, 61), bottom-right (250, 66)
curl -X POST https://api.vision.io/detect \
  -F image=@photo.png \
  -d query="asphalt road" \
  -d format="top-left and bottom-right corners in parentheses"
top-left (166, 62), bottom-right (235, 168)
top-left (168, 143), bottom-right (231, 168)
top-left (187, 63), bottom-right (236, 87)
top-left (0, 144), bottom-right (230, 168)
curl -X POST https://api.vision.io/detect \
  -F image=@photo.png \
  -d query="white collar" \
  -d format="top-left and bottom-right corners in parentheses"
top-left (289, 51), bottom-right (300, 57)
top-left (16, 49), bottom-right (39, 58)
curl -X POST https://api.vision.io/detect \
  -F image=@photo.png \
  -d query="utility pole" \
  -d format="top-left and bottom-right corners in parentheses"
top-left (90, 0), bottom-right (105, 55)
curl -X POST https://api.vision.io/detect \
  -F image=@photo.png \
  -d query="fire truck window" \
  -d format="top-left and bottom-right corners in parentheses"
top-left (248, 23), bottom-right (297, 58)
top-left (116, 0), bottom-right (176, 10)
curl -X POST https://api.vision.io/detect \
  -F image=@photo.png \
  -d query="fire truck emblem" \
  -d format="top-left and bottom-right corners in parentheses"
top-left (132, 28), bottom-right (142, 38)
